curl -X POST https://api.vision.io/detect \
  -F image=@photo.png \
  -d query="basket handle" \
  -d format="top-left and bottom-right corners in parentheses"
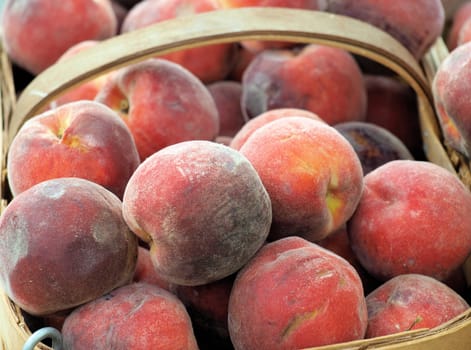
top-left (22, 327), bottom-right (63, 350)
top-left (7, 7), bottom-right (452, 172)
top-left (8, 8), bottom-right (433, 136)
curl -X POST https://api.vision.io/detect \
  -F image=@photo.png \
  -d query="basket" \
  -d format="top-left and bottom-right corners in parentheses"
top-left (0, 7), bottom-right (470, 350)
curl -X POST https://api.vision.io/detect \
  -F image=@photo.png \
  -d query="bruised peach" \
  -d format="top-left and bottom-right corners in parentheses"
top-left (0, 177), bottom-right (138, 316)
top-left (366, 274), bottom-right (469, 338)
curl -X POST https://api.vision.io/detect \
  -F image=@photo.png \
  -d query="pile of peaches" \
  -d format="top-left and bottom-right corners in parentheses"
top-left (1, 1), bottom-right (471, 349)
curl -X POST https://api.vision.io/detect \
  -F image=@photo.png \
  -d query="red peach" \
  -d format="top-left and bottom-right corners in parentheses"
top-left (228, 236), bottom-right (368, 350)
top-left (348, 160), bottom-right (471, 282)
top-left (7, 100), bottom-right (140, 199)
top-left (241, 44), bottom-right (367, 125)
top-left (239, 116), bottom-right (364, 241)
top-left (95, 58), bottom-right (219, 161)
top-left (365, 274), bottom-right (470, 338)
top-left (61, 282), bottom-right (199, 350)
top-left (1, 0), bottom-right (117, 75)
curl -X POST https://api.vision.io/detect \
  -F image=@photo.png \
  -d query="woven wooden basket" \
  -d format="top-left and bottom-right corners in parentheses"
top-left (0, 7), bottom-right (470, 350)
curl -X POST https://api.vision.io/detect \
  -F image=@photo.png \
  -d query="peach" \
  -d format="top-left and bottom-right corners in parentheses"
top-left (241, 44), bottom-right (367, 125)
top-left (1, 0), bottom-right (117, 75)
top-left (7, 100), bottom-right (140, 199)
top-left (49, 40), bottom-right (114, 109)
top-left (61, 282), bottom-right (199, 350)
top-left (334, 121), bottom-right (414, 175)
top-left (364, 74), bottom-right (423, 159)
top-left (228, 236), bottom-right (368, 350)
top-left (207, 80), bottom-right (247, 138)
top-left (348, 160), bottom-right (471, 282)
top-left (432, 42), bottom-right (471, 158)
top-left (121, 0), bottom-right (238, 83)
top-left (365, 274), bottom-right (470, 338)
top-left (229, 107), bottom-right (323, 150)
top-left (0, 177), bottom-right (138, 316)
top-left (95, 58), bottom-right (219, 161)
top-left (325, 0), bottom-right (445, 60)
top-left (122, 140), bottom-right (272, 286)
top-left (446, 1), bottom-right (471, 49)
top-left (239, 116), bottom-right (364, 241)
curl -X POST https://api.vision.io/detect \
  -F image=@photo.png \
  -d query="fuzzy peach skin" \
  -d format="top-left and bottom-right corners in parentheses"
top-left (241, 44), bottom-right (367, 125)
top-left (95, 58), bottom-right (219, 161)
top-left (229, 107), bottom-right (323, 150)
top-left (1, 0), bottom-right (117, 75)
top-left (239, 116), bottom-right (364, 242)
top-left (121, 0), bottom-right (238, 84)
top-left (122, 140), bottom-right (272, 286)
top-left (7, 100), bottom-right (140, 199)
top-left (348, 160), bottom-right (471, 282)
top-left (228, 236), bottom-right (368, 350)
top-left (61, 282), bottom-right (199, 350)
top-left (0, 177), bottom-right (138, 316)
top-left (432, 42), bottom-right (471, 158)
top-left (49, 40), bottom-right (114, 109)
top-left (365, 274), bottom-right (470, 338)
top-left (325, 0), bottom-right (445, 60)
